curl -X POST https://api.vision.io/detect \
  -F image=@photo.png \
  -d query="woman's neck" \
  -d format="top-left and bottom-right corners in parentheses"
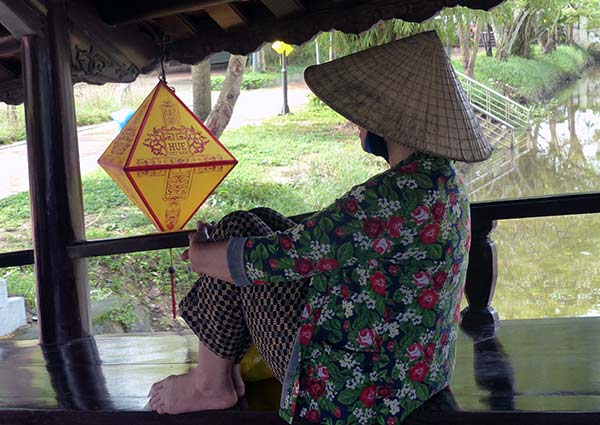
top-left (387, 142), bottom-right (415, 167)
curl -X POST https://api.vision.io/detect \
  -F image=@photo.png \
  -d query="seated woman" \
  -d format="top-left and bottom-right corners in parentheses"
top-left (148, 30), bottom-right (491, 424)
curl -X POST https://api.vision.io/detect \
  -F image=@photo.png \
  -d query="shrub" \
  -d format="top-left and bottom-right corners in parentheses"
top-left (211, 72), bottom-right (281, 91)
top-left (454, 45), bottom-right (593, 104)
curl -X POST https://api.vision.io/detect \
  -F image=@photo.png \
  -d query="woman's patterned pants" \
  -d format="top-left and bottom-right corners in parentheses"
top-left (178, 208), bottom-right (308, 383)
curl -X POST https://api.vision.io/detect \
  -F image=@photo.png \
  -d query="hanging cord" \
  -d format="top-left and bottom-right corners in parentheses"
top-left (169, 248), bottom-right (176, 319)
top-left (160, 35), bottom-right (168, 84)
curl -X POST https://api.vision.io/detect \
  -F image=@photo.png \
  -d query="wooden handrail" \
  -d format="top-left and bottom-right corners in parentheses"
top-left (2, 192), bottom-right (600, 268)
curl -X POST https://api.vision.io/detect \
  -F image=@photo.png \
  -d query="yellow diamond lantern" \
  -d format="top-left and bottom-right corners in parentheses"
top-left (98, 81), bottom-right (237, 231)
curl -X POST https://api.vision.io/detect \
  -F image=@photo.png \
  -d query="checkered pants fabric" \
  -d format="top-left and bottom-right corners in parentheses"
top-left (179, 208), bottom-right (308, 383)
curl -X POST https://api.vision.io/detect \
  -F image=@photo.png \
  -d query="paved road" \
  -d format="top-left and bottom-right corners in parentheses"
top-left (0, 79), bottom-right (311, 199)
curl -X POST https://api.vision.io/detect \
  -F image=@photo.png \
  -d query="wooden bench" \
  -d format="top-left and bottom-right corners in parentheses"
top-left (1, 317), bottom-right (599, 424)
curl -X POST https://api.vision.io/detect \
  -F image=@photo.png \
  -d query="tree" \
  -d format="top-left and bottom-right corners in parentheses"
top-left (204, 55), bottom-right (246, 138)
top-left (192, 59), bottom-right (211, 121)
top-left (456, 13), bottom-right (482, 77)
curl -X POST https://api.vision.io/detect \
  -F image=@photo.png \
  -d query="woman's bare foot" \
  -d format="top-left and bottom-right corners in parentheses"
top-left (232, 364), bottom-right (245, 398)
top-left (148, 367), bottom-right (238, 414)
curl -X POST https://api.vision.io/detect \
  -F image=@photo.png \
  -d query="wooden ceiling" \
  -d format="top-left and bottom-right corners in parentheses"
top-left (0, 0), bottom-right (505, 104)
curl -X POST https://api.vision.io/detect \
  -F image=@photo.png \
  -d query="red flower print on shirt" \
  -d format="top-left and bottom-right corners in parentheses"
top-left (449, 192), bottom-right (458, 205)
top-left (317, 365), bottom-right (329, 381)
top-left (418, 288), bottom-right (439, 310)
top-left (378, 386), bottom-right (392, 398)
top-left (357, 328), bottom-right (375, 347)
top-left (307, 378), bottom-right (325, 399)
top-left (419, 223), bottom-right (440, 244)
top-left (295, 258), bottom-right (315, 275)
top-left (412, 206), bottom-right (430, 224)
top-left (364, 218), bottom-right (385, 239)
top-left (432, 271), bottom-right (448, 290)
top-left (333, 407), bottom-right (342, 418)
top-left (370, 271), bottom-right (387, 296)
top-left (387, 216), bottom-right (404, 238)
top-left (441, 332), bottom-right (449, 346)
top-left (424, 342), bottom-right (436, 362)
top-left (399, 162), bottom-right (418, 173)
top-left (299, 323), bottom-right (314, 345)
top-left (268, 258), bottom-right (278, 269)
top-left (409, 361), bottom-right (430, 382)
top-left (407, 342), bottom-right (423, 361)
top-left (413, 271), bottom-right (431, 288)
top-left (432, 202), bottom-right (446, 222)
top-left (279, 236), bottom-right (293, 250)
top-left (359, 385), bottom-right (377, 408)
top-left (317, 258), bottom-right (339, 272)
top-left (341, 285), bottom-right (349, 299)
top-left (306, 409), bottom-right (320, 423)
top-left (343, 198), bottom-right (359, 214)
top-left (372, 238), bottom-right (393, 254)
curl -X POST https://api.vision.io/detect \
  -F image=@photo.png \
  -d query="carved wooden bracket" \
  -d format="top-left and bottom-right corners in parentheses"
top-left (71, 43), bottom-right (139, 85)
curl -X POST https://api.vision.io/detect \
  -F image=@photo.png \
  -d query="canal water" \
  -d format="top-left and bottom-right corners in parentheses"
top-left (464, 67), bottom-right (600, 319)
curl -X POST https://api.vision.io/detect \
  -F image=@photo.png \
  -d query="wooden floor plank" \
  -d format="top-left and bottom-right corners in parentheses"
top-left (1, 317), bottom-right (599, 423)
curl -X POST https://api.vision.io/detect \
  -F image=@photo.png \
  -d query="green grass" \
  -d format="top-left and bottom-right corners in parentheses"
top-left (0, 103), bottom-right (386, 329)
top-left (452, 45), bottom-right (593, 104)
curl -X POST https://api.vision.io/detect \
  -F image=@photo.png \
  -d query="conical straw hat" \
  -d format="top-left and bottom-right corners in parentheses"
top-left (304, 31), bottom-right (492, 162)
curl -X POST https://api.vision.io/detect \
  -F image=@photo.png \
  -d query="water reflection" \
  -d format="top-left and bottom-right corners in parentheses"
top-left (467, 67), bottom-right (600, 201)
top-left (462, 67), bottom-right (600, 320)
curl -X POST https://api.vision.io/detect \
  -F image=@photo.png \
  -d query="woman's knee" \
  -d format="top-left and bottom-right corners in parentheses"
top-left (211, 210), bottom-right (271, 239)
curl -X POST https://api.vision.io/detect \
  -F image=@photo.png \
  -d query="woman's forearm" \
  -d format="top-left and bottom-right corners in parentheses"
top-left (188, 241), bottom-right (233, 283)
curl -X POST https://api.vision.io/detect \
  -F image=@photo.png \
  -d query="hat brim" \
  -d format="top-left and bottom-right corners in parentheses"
top-left (304, 31), bottom-right (492, 163)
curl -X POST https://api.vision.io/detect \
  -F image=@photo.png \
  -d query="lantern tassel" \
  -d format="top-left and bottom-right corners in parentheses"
top-left (169, 248), bottom-right (176, 319)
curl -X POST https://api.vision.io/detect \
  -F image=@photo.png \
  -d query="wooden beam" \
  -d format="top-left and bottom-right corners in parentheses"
top-left (98, 0), bottom-right (238, 26)
top-left (260, 0), bottom-right (305, 17)
top-left (0, 0), bottom-right (44, 38)
top-left (0, 36), bottom-right (20, 55)
top-left (205, 4), bottom-right (248, 30)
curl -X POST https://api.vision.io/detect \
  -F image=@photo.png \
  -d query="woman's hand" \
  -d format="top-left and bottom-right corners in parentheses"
top-left (180, 221), bottom-right (232, 283)
top-left (181, 221), bottom-right (214, 264)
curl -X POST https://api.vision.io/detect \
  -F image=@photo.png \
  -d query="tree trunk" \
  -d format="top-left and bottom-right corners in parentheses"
top-left (511, 10), bottom-right (537, 58)
top-left (494, 9), bottom-right (529, 60)
top-left (457, 17), bottom-right (481, 78)
top-left (9, 104), bottom-right (17, 127)
top-left (205, 55), bottom-right (246, 138)
top-left (192, 59), bottom-right (211, 121)
top-left (485, 24), bottom-right (493, 57)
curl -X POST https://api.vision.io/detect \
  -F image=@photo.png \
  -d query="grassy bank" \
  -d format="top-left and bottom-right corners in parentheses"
top-left (453, 45), bottom-right (593, 104)
top-left (0, 104), bottom-right (386, 331)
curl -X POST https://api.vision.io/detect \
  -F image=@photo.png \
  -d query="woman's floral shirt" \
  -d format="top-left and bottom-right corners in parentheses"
top-left (228, 151), bottom-right (470, 424)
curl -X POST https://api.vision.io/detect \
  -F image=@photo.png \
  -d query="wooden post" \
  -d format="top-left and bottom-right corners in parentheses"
top-left (20, 0), bottom-right (91, 346)
top-left (460, 214), bottom-right (499, 330)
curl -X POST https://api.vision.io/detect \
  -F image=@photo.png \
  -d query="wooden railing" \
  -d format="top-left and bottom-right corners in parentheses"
top-left (2, 193), bottom-right (600, 328)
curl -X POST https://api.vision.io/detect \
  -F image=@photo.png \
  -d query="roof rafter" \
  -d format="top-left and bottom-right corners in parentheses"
top-left (205, 4), bottom-right (248, 30)
top-left (260, 0), bottom-right (305, 18)
top-left (0, 0), bottom-right (44, 38)
top-left (98, 0), bottom-right (239, 26)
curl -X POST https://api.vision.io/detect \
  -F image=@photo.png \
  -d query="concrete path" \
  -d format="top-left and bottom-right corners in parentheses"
top-left (0, 78), bottom-right (311, 199)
